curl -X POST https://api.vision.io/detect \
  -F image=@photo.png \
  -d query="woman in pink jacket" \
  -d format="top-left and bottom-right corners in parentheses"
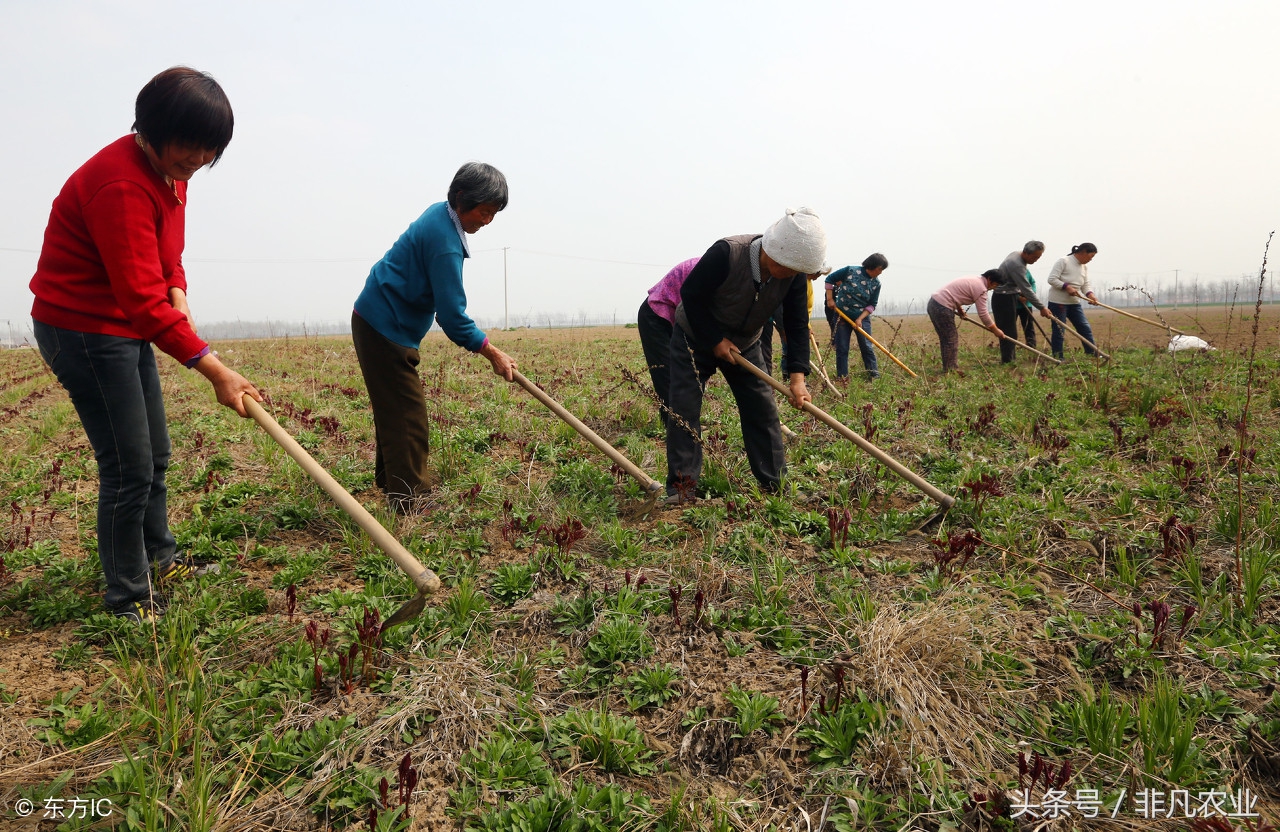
top-left (926, 270), bottom-right (1006, 373)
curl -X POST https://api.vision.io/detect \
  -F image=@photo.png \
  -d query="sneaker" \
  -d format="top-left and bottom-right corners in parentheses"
top-left (156, 555), bottom-right (221, 585)
top-left (113, 600), bottom-right (163, 623)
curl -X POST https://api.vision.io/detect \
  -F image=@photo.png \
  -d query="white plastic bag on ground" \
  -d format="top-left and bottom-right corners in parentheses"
top-left (1167, 335), bottom-right (1215, 352)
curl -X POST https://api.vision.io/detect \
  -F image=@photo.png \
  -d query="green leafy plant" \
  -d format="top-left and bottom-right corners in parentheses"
top-left (623, 665), bottom-right (681, 710)
top-left (799, 694), bottom-right (886, 770)
top-left (548, 707), bottom-right (657, 775)
top-left (724, 686), bottom-right (786, 736)
top-left (582, 615), bottom-right (653, 668)
top-left (28, 687), bottom-right (118, 748)
top-left (550, 591), bottom-right (597, 632)
top-left (1135, 674), bottom-right (1204, 785)
top-left (458, 732), bottom-right (553, 791)
top-left (1061, 682), bottom-right (1132, 759)
top-left (490, 560), bottom-right (537, 606)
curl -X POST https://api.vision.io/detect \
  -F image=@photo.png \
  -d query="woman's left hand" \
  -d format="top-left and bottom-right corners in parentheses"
top-left (169, 287), bottom-right (197, 335)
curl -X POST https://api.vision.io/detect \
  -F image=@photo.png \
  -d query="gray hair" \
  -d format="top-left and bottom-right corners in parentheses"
top-left (1023, 240), bottom-right (1045, 255)
top-left (862, 252), bottom-right (888, 271)
top-left (447, 162), bottom-right (508, 212)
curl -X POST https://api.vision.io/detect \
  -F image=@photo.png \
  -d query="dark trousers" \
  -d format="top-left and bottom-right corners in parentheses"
top-left (665, 326), bottom-right (785, 495)
top-left (833, 317), bottom-right (879, 378)
top-left (926, 298), bottom-right (961, 372)
top-left (351, 312), bottom-right (433, 511)
top-left (761, 311), bottom-right (799, 378)
top-left (1048, 301), bottom-right (1097, 358)
top-left (824, 306), bottom-right (838, 343)
top-left (1015, 304), bottom-right (1038, 348)
top-left (34, 321), bottom-right (176, 610)
top-left (991, 294), bottom-right (1025, 363)
top-left (636, 300), bottom-right (673, 428)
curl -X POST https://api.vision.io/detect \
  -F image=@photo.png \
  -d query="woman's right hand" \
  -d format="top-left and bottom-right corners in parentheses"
top-left (194, 353), bottom-right (261, 417)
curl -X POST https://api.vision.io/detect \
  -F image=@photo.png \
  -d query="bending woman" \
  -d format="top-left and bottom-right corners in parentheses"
top-left (926, 270), bottom-right (1006, 373)
top-left (30, 67), bottom-right (260, 622)
top-left (1046, 243), bottom-right (1099, 359)
top-left (352, 163), bottom-right (516, 513)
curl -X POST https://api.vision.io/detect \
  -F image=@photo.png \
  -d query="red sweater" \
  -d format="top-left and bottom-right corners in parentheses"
top-left (30, 135), bottom-right (208, 364)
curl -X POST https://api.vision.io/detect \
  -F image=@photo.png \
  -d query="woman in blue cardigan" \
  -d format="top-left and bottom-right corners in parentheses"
top-left (352, 162), bottom-right (516, 513)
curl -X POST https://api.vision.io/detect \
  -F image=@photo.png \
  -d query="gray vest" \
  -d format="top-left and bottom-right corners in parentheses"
top-left (674, 235), bottom-right (796, 350)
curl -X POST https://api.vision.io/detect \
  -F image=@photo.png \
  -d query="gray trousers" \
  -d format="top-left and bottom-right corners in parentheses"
top-left (665, 326), bottom-right (785, 495)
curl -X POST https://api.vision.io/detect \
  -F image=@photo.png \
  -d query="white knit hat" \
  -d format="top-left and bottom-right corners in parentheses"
top-left (762, 207), bottom-right (827, 274)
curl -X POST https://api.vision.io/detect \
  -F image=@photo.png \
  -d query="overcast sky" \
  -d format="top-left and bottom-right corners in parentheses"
top-left (2, 0), bottom-right (1277, 336)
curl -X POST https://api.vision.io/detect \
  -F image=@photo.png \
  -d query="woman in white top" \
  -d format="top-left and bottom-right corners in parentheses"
top-left (1046, 242), bottom-right (1099, 359)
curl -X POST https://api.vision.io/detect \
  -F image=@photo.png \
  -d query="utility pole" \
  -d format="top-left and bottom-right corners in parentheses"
top-left (503, 247), bottom-right (510, 330)
top-left (1173, 270), bottom-right (1178, 309)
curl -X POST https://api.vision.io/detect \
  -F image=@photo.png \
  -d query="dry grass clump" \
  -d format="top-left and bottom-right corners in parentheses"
top-left (838, 592), bottom-right (1022, 784)
top-left (228, 652), bottom-right (523, 829)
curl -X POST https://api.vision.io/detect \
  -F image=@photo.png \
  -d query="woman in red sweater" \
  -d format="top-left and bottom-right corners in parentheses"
top-left (29, 67), bottom-right (260, 622)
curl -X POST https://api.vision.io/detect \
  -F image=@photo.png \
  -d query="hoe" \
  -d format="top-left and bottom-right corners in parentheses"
top-left (509, 369), bottom-right (665, 514)
top-left (729, 354), bottom-right (955, 528)
top-left (243, 395), bottom-right (440, 630)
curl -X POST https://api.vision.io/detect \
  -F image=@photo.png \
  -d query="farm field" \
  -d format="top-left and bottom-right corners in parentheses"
top-left (0, 302), bottom-right (1278, 831)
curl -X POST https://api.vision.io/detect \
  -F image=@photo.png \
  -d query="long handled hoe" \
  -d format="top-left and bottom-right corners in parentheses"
top-left (1052, 317), bottom-right (1112, 361)
top-left (243, 395), bottom-right (441, 629)
top-left (953, 309), bottom-right (1062, 365)
top-left (832, 306), bottom-right (918, 378)
top-left (806, 330), bottom-right (844, 398)
top-left (729, 354), bottom-right (954, 526)
top-left (510, 369), bottom-right (664, 511)
top-left (1021, 300), bottom-right (1054, 346)
top-left (1024, 301), bottom-right (1111, 361)
top-left (1091, 299), bottom-right (1187, 336)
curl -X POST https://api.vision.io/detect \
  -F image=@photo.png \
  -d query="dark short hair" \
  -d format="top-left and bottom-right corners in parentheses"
top-left (862, 253), bottom-right (888, 271)
top-left (1071, 242), bottom-right (1098, 255)
top-left (982, 269), bottom-right (1006, 286)
top-left (448, 162), bottom-right (508, 212)
top-left (133, 67), bottom-right (233, 163)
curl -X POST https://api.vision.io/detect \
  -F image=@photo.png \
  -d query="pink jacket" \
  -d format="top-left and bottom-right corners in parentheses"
top-left (931, 276), bottom-right (995, 327)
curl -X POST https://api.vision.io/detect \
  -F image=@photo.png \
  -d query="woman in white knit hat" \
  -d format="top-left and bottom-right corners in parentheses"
top-left (664, 207), bottom-right (826, 502)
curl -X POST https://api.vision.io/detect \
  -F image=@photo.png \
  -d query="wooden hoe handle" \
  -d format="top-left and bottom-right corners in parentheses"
top-left (729, 354), bottom-right (954, 509)
top-left (953, 310), bottom-right (1062, 365)
top-left (833, 306), bottom-right (918, 378)
top-left (1092, 299), bottom-right (1187, 335)
top-left (243, 395), bottom-right (441, 596)
top-left (510, 370), bottom-right (663, 494)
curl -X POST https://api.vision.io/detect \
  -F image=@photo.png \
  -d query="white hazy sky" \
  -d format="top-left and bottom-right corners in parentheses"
top-left (2, 0), bottom-right (1277, 335)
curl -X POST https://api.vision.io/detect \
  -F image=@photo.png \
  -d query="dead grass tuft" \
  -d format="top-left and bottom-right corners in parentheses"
top-left (837, 592), bottom-right (1022, 785)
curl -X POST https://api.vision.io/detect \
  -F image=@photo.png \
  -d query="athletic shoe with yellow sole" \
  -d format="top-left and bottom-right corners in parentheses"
top-left (113, 599), bottom-right (163, 623)
top-left (156, 555), bottom-right (222, 586)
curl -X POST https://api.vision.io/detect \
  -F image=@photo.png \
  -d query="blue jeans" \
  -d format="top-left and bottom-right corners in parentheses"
top-left (34, 322), bottom-right (177, 610)
top-left (1047, 302), bottom-right (1097, 358)
top-left (833, 318), bottom-right (879, 378)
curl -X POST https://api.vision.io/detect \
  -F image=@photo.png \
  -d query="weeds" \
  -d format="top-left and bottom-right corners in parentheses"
top-left (929, 529), bottom-right (984, 578)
